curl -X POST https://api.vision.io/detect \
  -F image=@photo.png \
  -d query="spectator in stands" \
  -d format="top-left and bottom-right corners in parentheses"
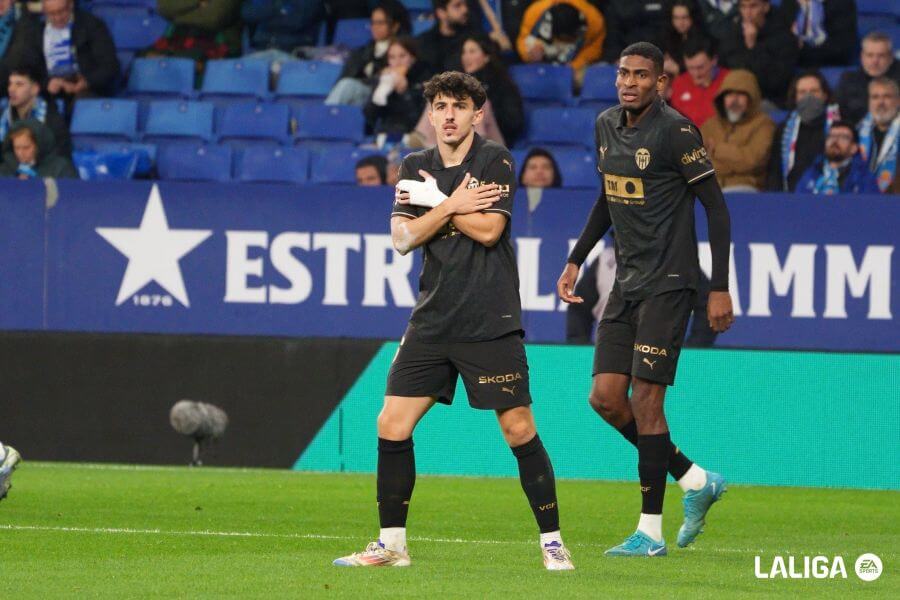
top-left (661, 54), bottom-right (680, 101)
top-left (858, 77), bottom-right (900, 193)
top-left (355, 154), bottom-right (388, 185)
top-left (0, 119), bottom-right (76, 179)
top-left (696, 0), bottom-right (739, 44)
top-left (326, 0), bottom-right (410, 106)
top-left (670, 36), bottom-right (728, 127)
top-left (767, 70), bottom-right (840, 191)
top-left (461, 32), bottom-right (524, 145)
top-left (700, 69), bottom-right (774, 191)
top-left (796, 120), bottom-right (879, 194)
top-left (363, 36), bottom-right (429, 138)
top-left (602, 0), bottom-right (666, 61)
top-left (516, 0), bottom-right (605, 86)
top-left (718, 0), bottom-right (798, 103)
top-left (152, 0), bottom-right (243, 63)
top-left (519, 147), bottom-right (561, 188)
top-left (0, 63), bottom-right (71, 158)
top-left (241, 0), bottom-right (326, 57)
top-left (779, 0), bottom-right (856, 68)
top-left (8, 0), bottom-right (119, 103)
top-left (660, 0), bottom-right (706, 72)
top-left (416, 0), bottom-right (476, 73)
top-left (0, 0), bottom-right (24, 94)
top-left (836, 32), bottom-right (900, 127)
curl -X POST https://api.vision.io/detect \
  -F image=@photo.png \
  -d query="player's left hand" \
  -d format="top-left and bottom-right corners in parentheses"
top-left (707, 291), bottom-right (734, 333)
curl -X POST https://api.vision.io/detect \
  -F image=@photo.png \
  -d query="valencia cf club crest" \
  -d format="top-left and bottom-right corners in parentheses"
top-left (467, 178), bottom-right (480, 189)
top-left (635, 148), bottom-right (651, 170)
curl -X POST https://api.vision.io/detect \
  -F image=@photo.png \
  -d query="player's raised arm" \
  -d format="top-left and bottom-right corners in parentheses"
top-left (556, 188), bottom-right (613, 304)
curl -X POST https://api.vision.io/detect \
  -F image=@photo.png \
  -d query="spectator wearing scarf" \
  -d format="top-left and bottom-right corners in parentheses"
top-left (767, 70), bottom-right (839, 191)
top-left (0, 62), bottom-right (72, 158)
top-left (780, 0), bottom-right (856, 68)
top-left (0, 119), bottom-right (76, 179)
top-left (796, 121), bottom-right (879, 194)
top-left (857, 77), bottom-right (900, 193)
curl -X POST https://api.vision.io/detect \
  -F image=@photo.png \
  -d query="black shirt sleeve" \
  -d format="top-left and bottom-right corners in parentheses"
top-left (567, 188), bottom-right (612, 266)
top-left (691, 176), bottom-right (731, 292)
top-left (481, 150), bottom-right (517, 218)
top-left (391, 157), bottom-right (425, 219)
top-left (669, 121), bottom-right (716, 184)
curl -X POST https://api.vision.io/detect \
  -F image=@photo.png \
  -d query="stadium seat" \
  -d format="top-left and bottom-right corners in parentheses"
top-left (200, 59), bottom-right (271, 104)
top-left (333, 18), bottom-right (371, 48)
top-left (526, 107), bottom-right (597, 150)
top-left (856, 0), bottom-right (900, 17)
top-left (91, 142), bottom-right (157, 175)
top-left (294, 104), bottom-right (365, 144)
top-left (579, 64), bottom-right (619, 107)
top-left (108, 14), bottom-right (168, 51)
top-left (235, 146), bottom-right (310, 184)
top-left (509, 64), bottom-right (573, 106)
top-left (412, 17), bottom-right (434, 36)
top-left (309, 145), bottom-right (381, 184)
top-left (768, 108), bottom-right (789, 125)
top-left (127, 58), bottom-right (196, 99)
top-left (157, 143), bottom-right (233, 182)
top-left (820, 67), bottom-right (847, 93)
top-left (554, 148), bottom-right (599, 189)
top-left (143, 100), bottom-right (215, 143)
top-left (90, 5), bottom-right (151, 20)
top-left (116, 50), bottom-right (135, 76)
top-left (217, 102), bottom-right (292, 148)
top-left (274, 60), bottom-right (342, 103)
top-left (70, 99), bottom-right (138, 144)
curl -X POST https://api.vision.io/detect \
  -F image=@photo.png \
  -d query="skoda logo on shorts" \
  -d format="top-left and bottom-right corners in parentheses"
top-left (635, 148), bottom-right (651, 170)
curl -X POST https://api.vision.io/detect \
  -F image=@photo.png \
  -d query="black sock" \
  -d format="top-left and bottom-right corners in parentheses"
top-left (618, 420), bottom-right (693, 481)
top-left (377, 437), bottom-right (415, 528)
top-left (512, 434), bottom-right (560, 534)
top-left (637, 433), bottom-right (670, 515)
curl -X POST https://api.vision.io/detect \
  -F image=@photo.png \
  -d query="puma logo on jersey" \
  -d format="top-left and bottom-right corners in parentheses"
top-left (599, 145), bottom-right (608, 159)
top-left (501, 385), bottom-right (517, 396)
top-left (680, 126), bottom-right (693, 134)
top-left (643, 358), bottom-right (657, 369)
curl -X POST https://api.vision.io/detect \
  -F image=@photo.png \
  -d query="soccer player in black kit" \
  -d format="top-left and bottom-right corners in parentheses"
top-left (557, 42), bottom-right (734, 557)
top-left (334, 72), bottom-right (574, 570)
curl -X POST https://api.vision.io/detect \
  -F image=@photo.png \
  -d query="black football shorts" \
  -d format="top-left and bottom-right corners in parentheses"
top-left (386, 326), bottom-right (532, 410)
top-left (593, 286), bottom-right (695, 386)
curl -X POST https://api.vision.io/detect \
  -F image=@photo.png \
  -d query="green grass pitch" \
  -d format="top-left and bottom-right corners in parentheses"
top-left (1, 463), bottom-right (897, 598)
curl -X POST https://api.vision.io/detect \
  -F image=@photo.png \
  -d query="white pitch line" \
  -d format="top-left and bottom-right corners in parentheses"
top-left (0, 524), bottom-right (772, 554)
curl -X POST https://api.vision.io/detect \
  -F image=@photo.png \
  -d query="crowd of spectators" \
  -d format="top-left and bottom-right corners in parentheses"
top-left (0, 0), bottom-right (894, 193)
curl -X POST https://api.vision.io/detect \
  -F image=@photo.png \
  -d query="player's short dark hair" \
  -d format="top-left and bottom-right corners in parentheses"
top-left (829, 120), bottom-right (859, 144)
top-left (355, 154), bottom-right (388, 183)
top-left (519, 147), bottom-right (562, 188)
top-left (620, 42), bottom-right (665, 75)
top-left (682, 35), bottom-right (715, 61)
top-left (550, 3), bottom-right (581, 39)
top-left (786, 69), bottom-right (832, 107)
top-left (8, 61), bottom-right (42, 84)
top-left (423, 71), bottom-right (487, 109)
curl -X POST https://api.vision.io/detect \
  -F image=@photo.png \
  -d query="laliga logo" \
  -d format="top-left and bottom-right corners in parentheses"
top-left (754, 553), bottom-right (882, 582)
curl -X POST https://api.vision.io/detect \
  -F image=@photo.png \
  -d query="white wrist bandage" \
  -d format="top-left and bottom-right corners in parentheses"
top-left (397, 178), bottom-right (448, 208)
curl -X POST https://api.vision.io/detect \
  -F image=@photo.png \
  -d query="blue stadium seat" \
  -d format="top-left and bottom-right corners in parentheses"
top-left (509, 64), bottom-right (573, 106)
top-left (217, 102), bottom-right (292, 148)
top-left (70, 99), bottom-right (138, 144)
top-left (412, 17), bottom-right (434, 36)
top-left (108, 14), bottom-right (168, 51)
top-left (309, 145), bottom-right (381, 184)
top-left (526, 107), bottom-right (597, 150)
top-left (554, 148), bottom-right (599, 189)
top-left (91, 0), bottom-right (156, 8)
top-left (201, 59), bottom-right (271, 103)
top-left (767, 108), bottom-right (789, 125)
top-left (820, 66), bottom-right (847, 93)
top-left (579, 64), bottom-right (619, 107)
top-left (117, 50), bottom-right (135, 76)
top-left (91, 142), bottom-right (157, 175)
top-left (90, 5), bottom-right (151, 21)
top-left (157, 143), bottom-right (233, 182)
top-left (235, 146), bottom-right (310, 184)
top-left (856, 0), bottom-right (900, 17)
top-left (127, 58), bottom-right (195, 99)
top-left (857, 14), bottom-right (886, 37)
top-left (275, 60), bottom-right (342, 102)
top-left (333, 18), bottom-right (371, 48)
top-left (401, 0), bottom-right (433, 10)
top-left (143, 100), bottom-right (215, 143)
top-left (294, 103), bottom-right (365, 144)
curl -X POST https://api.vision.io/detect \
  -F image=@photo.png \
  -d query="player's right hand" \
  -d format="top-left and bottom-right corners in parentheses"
top-left (444, 173), bottom-right (501, 215)
top-left (556, 263), bottom-right (583, 304)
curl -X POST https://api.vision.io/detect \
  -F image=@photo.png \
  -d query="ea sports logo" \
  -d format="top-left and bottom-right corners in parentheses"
top-left (855, 553), bottom-right (882, 582)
